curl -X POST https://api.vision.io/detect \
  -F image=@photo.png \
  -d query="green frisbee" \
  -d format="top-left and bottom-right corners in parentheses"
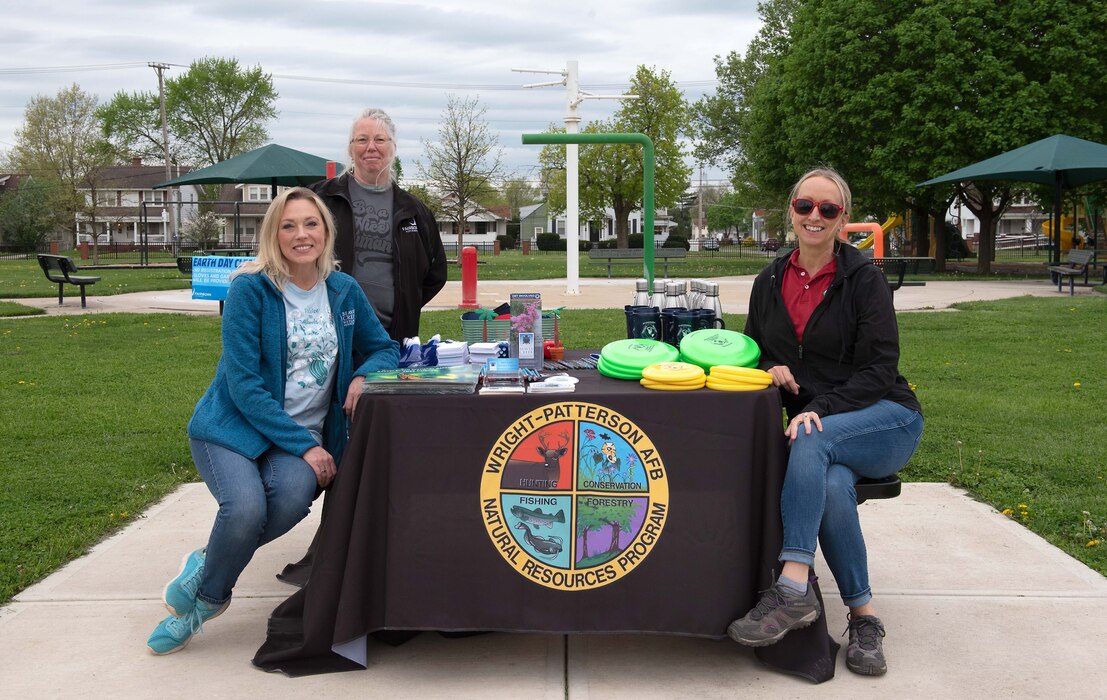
top-left (599, 338), bottom-right (680, 371)
top-left (597, 356), bottom-right (646, 380)
top-left (678, 329), bottom-right (761, 369)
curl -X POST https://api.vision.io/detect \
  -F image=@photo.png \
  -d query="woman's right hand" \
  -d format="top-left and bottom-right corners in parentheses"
top-left (769, 365), bottom-right (800, 395)
top-left (303, 445), bottom-right (337, 488)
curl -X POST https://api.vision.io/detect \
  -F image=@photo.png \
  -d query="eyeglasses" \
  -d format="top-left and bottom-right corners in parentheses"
top-left (351, 136), bottom-right (392, 147)
top-left (792, 198), bottom-right (844, 220)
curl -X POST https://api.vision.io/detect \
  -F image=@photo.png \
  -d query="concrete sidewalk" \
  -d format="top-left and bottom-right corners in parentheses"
top-left (4, 277), bottom-right (1105, 696)
top-left (3, 483), bottom-right (1105, 697)
top-left (5, 274), bottom-right (1097, 318)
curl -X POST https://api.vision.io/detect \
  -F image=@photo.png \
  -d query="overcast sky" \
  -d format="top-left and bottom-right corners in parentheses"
top-left (0, 0), bottom-right (761, 186)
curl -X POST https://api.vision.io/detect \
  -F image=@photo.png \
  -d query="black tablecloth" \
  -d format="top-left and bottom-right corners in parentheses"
top-left (254, 369), bottom-right (838, 682)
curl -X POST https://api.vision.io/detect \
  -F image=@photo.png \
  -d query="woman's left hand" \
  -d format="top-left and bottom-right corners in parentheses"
top-left (343, 376), bottom-right (365, 418)
top-left (786, 411), bottom-right (823, 445)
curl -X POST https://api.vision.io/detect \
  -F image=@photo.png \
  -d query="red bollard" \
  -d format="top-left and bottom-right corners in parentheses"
top-left (326, 161), bottom-right (337, 179)
top-left (458, 245), bottom-right (479, 309)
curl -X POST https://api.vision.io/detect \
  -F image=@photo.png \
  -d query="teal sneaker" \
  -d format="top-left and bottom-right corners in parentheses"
top-left (163, 547), bottom-right (206, 616)
top-left (147, 598), bottom-right (229, 656)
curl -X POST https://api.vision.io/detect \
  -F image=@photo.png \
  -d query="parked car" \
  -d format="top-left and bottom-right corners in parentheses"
top-left (761, 238), bottom-right (781, 251)
top-left (701, 237), bottom-right (720, 251)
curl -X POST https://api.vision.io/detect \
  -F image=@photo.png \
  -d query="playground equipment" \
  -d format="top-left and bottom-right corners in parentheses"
top-left (1041, 215), bottom-right (1079, 251)
top-left (852, 214), bottom-right (903, 250)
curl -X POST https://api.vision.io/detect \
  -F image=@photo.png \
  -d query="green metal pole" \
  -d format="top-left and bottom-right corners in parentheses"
top-left (522, 132), bottom-right (656, 285)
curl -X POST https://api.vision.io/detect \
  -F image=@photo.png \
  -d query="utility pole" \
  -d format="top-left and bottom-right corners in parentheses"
top-left (697, 163), bottom-right (705, 238)
top-left (149, 62), bottom-right (176, 250)
top-left (512, 61), bottom-right (635, 295)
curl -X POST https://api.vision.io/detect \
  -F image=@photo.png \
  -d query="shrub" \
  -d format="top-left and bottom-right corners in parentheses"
top-left (495, 234), bottom-right (515, 250)
top-left (627, 233), bottom-right (644, 249)
top-left (536, 232), bottom-right (562, 251)
top-left (663, 235), bottom-right (689, 250)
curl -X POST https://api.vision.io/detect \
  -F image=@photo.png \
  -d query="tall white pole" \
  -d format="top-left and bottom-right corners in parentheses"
top-left (565, 60), bottom-right (581, 295)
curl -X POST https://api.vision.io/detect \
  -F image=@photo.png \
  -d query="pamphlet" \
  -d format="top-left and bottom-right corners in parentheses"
top-left (361, 365), bottom-right (481, 395)
top-left (509, 292), bottom-right (543, 369)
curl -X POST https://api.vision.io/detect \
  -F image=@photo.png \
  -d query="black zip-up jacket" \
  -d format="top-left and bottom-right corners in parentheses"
top-left (744, 243), bottom-right (921, 420)
top-left (311, 173), bottom-right (447, 343)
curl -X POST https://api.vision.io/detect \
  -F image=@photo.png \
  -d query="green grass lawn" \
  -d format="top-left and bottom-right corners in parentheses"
top-left (0, 260), bottom-right (192, 298)
top-left (0, 301), bottom-right (44, 317)
top-left (1, 295), bottom-right (1104, 604)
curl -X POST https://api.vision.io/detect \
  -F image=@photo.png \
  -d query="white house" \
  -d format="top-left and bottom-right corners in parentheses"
top-left (76, 159), bottom-right (199, 245)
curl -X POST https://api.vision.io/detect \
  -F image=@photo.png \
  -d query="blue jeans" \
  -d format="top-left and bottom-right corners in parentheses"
top-left (778, 400), bottom-right (923, 607)
top-left (189, 438), bottom-right (318, 605)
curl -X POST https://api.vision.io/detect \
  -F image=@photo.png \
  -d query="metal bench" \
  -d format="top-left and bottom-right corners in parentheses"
top-left (36, 254), bottom-right (101, 308)
top-left (856, 475), bottom-right (902, 504)
top-left (176, 256), bottom-right (193, 277)
top-left (1047, 249), bottom-right (1094, 295)
top-left (871, 257), bottom-right (927, 296)
top-left (587, 247), bottom-right (687, 278)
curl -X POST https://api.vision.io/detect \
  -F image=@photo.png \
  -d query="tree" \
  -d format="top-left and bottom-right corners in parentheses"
top-left (0, 177), bottom-right (69, 251)
top-left (706, 191), bottom-right (748, 238)
top-left (11, 83), bottom-right (115, 248)
top-left (180, 210), bottom-right (225, 250)
top-left (418, 95), bottom-right (504, 255)
top-left (404, 183), bottom-right (443, 218)
top-left (500, 178), bottom-right (540, 220)
top-left (697, 0), bottom-right (1107, 273)
top-left (99, 57), bottom-right (278, 167)
top-left (541, 66), bottom-right (691, 248)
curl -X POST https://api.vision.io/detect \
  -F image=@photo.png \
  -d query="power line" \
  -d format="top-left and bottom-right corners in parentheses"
top-left (0, 63), bottom-right (717, 91)
top-left (0, 62), bottom-right (151, 75)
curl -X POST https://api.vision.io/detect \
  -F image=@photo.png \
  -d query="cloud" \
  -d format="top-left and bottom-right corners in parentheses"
top-left (0, 0), bottom-right (760, 185)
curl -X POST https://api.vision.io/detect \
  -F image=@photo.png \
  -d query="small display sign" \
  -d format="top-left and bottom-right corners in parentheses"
top-left (190, 256), bottom-right (255, 301)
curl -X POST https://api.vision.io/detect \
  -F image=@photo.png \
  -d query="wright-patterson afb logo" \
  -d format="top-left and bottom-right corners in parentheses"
top-left (480, 402), bottom-right (669, 591)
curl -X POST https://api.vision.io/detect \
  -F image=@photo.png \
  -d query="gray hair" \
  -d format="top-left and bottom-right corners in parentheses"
top-left (346, 108), bottom-right (397, 184)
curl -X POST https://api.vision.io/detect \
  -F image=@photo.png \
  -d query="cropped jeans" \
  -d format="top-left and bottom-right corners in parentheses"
top-left (778, 400), bottom-right (923, 607)
top-left (189, 438), bottom-right (317, 606)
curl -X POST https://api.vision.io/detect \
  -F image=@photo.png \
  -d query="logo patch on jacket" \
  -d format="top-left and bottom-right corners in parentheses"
top-left (400, 218), bottom-right (419, 235)
top-left (341, 309), bottom-right (356, 327)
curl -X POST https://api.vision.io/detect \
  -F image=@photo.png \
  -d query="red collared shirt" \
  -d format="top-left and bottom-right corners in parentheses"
top-left (781, 249), bottom-right (837, 342)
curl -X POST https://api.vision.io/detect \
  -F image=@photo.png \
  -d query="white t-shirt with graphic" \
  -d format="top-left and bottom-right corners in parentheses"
top-left (282, 281), bottom-right (338, 440)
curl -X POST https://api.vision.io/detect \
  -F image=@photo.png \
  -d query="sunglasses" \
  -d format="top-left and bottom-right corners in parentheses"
top-left (792, 198), bottom-right (844, 220)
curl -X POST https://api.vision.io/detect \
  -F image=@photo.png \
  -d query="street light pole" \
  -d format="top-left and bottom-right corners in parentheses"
top-left (512, 61), bottom-right (635, 295)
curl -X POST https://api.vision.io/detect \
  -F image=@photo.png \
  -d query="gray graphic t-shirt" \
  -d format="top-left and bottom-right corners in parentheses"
top-left (282, 281), bottom-right (337, 439)
top-left (349, 179), bottom-right (395, 328)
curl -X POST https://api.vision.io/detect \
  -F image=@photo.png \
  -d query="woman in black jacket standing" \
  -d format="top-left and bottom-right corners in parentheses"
top-left (727, 168), bottom-right (923, 677)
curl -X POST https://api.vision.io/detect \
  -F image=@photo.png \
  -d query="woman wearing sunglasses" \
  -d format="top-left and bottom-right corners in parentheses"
top-left (727, 168), bottom-right (923, 676)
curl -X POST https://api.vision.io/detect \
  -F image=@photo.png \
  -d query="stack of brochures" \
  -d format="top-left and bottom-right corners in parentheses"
top-left (435, 340), bottom-right (470, 366)
top-left (361, 365), bottom-right (482, 395)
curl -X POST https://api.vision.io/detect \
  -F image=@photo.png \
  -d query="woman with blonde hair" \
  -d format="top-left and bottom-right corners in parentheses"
top-left (727, 168), bottom-right (922, 676)
top-left (147, 187), bottom-right (398, 655)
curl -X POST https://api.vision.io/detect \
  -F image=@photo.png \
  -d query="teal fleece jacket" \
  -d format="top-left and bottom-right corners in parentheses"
top-left (187, 270), bottom-right (399, 465)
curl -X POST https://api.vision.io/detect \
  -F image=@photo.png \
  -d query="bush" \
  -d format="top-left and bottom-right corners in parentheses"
top-left (536, 232), bottom-right (562, 251)
top-left (496, 234), bottom-right (515, 250)
top-left (627, 233), bottom-right (644, 249)
top-left (663, 235), bottom-right (689, 250)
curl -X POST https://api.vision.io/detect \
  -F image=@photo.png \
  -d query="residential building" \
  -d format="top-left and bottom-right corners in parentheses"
top-left (519, 202), bottom-right (548, 241)
top-left (546, 207), bottom-right (676, 244)
top-left (75, 158), bottom-right (198, 245)
top-left (434, 203), bottom-right (509, 248)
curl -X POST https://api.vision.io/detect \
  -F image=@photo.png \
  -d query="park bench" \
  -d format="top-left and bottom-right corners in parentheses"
top-left (871, 257), bottom-right (927, 296)
top-left (1047, 248), bottom-right (1094, 295)
top-left (855, 475), bottom-right (902, 504)
top-left (176, 256), bottom-right (192, 277)
top-left (587, 247), bottom-right (687, 278)
top-left (37, 254), bottom-right (101, 308)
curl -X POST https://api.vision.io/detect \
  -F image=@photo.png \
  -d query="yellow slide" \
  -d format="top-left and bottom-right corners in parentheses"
top-left (855, 214), bottom-right (903, 250)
